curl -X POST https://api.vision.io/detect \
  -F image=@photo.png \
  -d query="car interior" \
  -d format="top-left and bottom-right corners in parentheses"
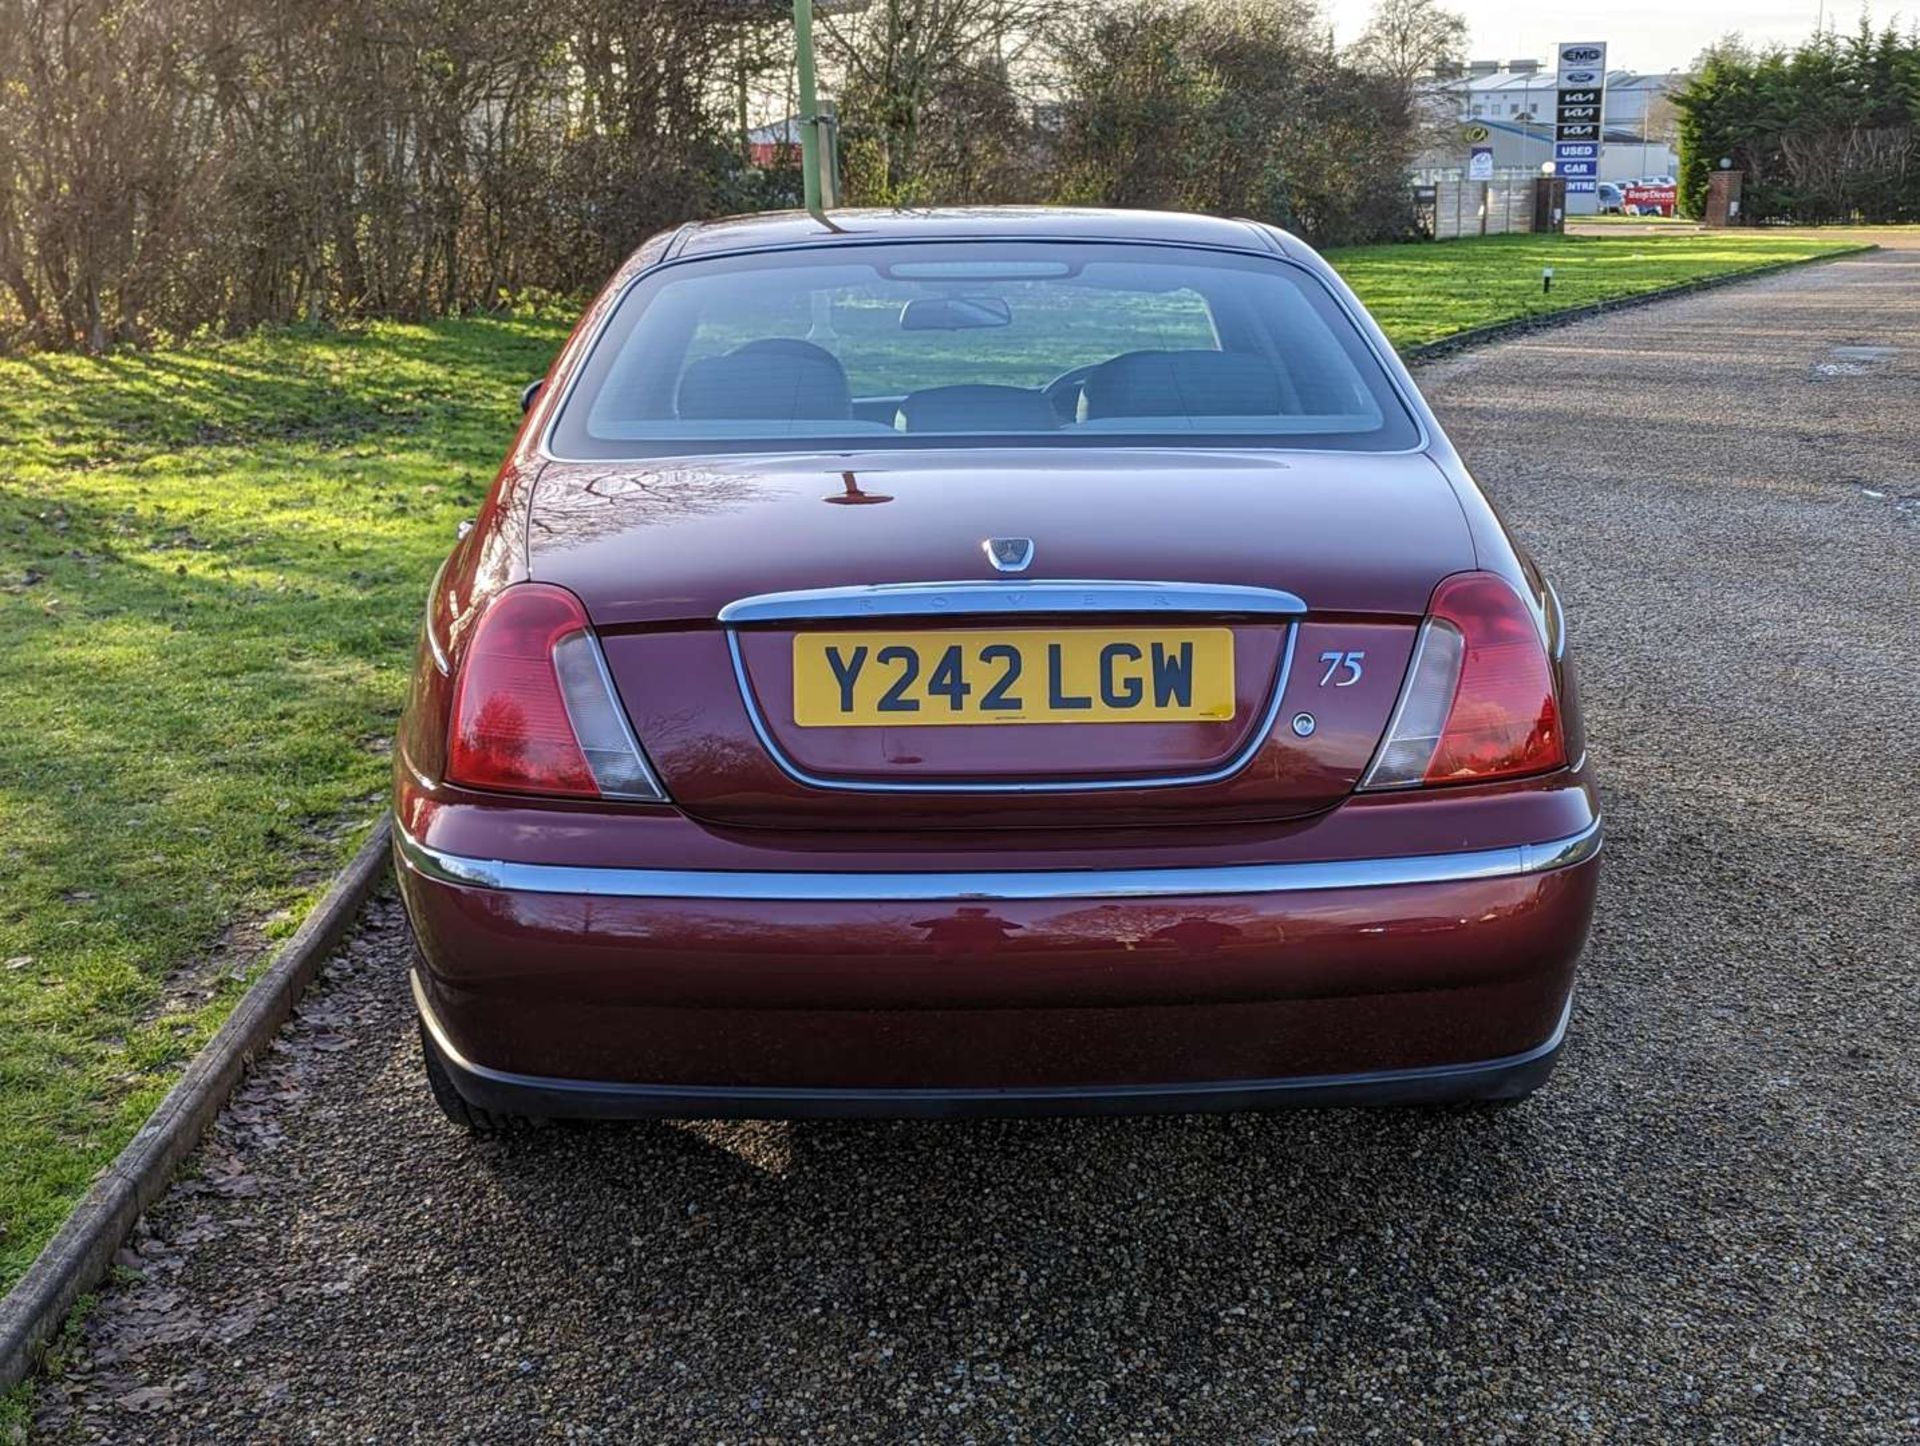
top-left (664, 337), bottom-right (1375, 436)
top-left (569, 252), bottom-right (1402, 446)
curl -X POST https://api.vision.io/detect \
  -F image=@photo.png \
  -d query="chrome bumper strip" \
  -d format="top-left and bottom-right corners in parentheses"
top-left (393, 817), bottom-right (1601, 903)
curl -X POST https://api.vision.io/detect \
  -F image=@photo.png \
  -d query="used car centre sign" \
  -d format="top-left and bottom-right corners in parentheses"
top-left (1554, 40), bottom-right (1607, 197)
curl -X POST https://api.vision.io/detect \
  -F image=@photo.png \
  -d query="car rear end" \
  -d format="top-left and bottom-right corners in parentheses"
top-left (394, 212), bottom-right (1600, 1122)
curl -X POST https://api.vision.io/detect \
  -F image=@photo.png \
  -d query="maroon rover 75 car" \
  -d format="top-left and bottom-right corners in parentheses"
top-left (393, 207), bottom-right (1600, 1130)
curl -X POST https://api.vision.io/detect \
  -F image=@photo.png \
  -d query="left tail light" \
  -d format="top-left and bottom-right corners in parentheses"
top-left (446, 583), bottom-right (667, 802)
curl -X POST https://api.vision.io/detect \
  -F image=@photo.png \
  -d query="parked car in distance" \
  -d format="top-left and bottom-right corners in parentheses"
top-left (394, 207), bottom-right (1601, 1129)
top-left (1596, 182), bottom-right (1625, 214)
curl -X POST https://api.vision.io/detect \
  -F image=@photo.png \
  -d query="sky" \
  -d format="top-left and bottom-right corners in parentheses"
top-left (1325, 1), bottom-right (1908, 73)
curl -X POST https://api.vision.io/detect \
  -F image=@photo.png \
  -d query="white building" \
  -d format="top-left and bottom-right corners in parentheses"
top-left (1419, 60), bottom-right (1684, 196)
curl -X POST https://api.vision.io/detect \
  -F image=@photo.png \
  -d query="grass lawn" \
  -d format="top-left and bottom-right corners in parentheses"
top-left (0, 314), bottom-right (570, 1296)
top-left (0, 227), bottom-right (1870, 1300)
top-left (1329, 230), bottom-right (1864, 347)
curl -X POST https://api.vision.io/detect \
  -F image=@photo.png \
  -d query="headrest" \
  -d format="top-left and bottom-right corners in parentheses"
top-left (1080, 349), bottom-right (1283, 421)
top-left (676, 338), bottom-right (851, 421)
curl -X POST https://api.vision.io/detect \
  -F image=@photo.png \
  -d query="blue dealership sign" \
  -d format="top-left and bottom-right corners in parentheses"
top-left (1555, 37), bottom-right (1609, 176)
top-left (1566, 179), bottom-right (1597, 194)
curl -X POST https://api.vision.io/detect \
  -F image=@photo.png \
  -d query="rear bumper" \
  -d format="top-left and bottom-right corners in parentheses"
top-left (416, 968), bottom-right (1571, 1118)
top-left (395, 815), bottom-right (1600, 1116)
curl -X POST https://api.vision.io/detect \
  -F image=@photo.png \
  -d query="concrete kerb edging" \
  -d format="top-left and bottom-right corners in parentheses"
top-left (1400, 244), bottom-right (1877, 364)
top-left (0, 817), bottom-right (393, 1394)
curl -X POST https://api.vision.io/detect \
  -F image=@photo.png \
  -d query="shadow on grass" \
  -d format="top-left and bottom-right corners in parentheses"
top-left (1, 316), bottom-right (568, 473)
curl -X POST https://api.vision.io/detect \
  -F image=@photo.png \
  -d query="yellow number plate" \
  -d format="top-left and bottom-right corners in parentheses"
top-left (791, 628), bottom-right (1235, 727)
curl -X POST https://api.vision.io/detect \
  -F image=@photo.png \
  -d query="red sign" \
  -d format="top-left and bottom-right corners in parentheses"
top-left (1623, 185), bottom-right (1677, 216)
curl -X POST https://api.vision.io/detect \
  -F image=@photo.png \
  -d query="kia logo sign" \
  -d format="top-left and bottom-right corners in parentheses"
top-left (1561, 46), bottom-right (1603, 63)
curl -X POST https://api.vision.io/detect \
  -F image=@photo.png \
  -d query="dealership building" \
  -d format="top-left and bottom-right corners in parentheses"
top-left (1416, 60), bottom-right (1683, 207)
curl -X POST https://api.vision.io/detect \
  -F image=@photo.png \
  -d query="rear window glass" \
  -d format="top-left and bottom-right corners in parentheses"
top-left (549, 241), bottom-right (1419, 457)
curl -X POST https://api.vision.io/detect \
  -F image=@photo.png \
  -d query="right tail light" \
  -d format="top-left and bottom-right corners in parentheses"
top-left (1360, 572), bottom-right (1565, 790)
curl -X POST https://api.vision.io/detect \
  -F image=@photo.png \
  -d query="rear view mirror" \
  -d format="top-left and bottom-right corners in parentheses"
top-left (899, 296), bottom-right (1011, 331)
top-left (520, 379), bottom-right (544, 413)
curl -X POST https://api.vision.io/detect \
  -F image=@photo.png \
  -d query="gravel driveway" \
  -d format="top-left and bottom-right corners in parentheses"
top-left (29, 246), bottom-right (1920, 1444)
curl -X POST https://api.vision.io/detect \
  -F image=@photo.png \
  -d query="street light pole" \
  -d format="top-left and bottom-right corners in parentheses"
top-left (793, 0), bottom-right (826, 223)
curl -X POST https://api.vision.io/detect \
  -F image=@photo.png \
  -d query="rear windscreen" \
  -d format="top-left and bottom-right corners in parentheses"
top-left (548, 240), bottom-right (1420, 457)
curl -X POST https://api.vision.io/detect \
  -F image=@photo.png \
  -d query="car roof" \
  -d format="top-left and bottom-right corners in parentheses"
top-left (662, 207), bottom-right (1298, 262)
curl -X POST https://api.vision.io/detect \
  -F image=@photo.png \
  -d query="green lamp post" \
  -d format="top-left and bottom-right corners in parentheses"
top-left (792, 0), bottom-right (829, 223)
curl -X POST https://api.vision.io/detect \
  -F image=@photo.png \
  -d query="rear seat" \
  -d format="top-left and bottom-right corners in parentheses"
top-left (895, 384), bottom-right (1059, 433)
top-left (676, 339), bottom-right (852, 421)
top-left (1079, 349), bottom-right (1284, 421)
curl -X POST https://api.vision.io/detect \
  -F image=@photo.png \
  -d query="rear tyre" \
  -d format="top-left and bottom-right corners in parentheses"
top-left (418, 1020), bottom-right (521, 1135)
